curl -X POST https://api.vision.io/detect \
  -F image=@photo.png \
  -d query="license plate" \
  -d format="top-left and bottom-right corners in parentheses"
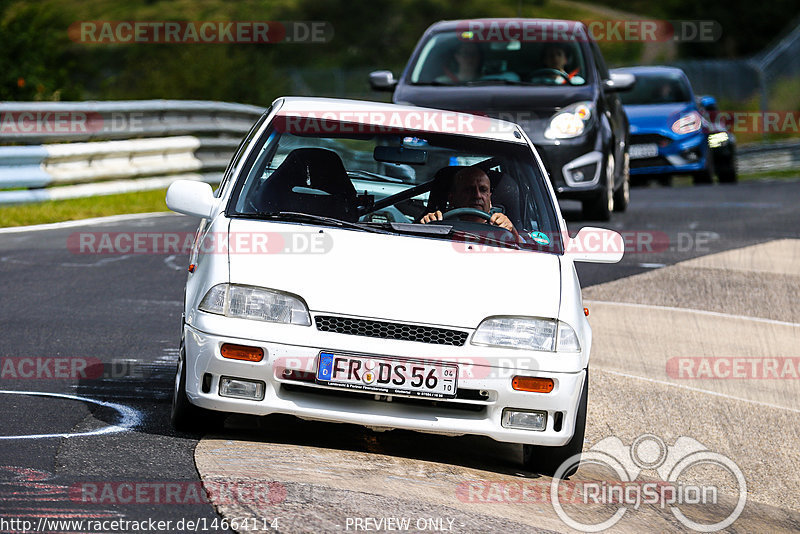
top-left (629, 143), bottom-right (659, 159)
top-left (316, 352), bottom-right (458, 399)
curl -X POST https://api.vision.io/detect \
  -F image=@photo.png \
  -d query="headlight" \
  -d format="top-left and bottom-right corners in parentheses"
top-left (671, 111), bottom-right (702, 134)
top-left (198, 284), bottom-right (311, 326)
top-left (472, 317), bottom-right (581, 352)
top-left (707, 131), bottom-right (729, 148)
top-left (544, 102), bottom-right (594, 140)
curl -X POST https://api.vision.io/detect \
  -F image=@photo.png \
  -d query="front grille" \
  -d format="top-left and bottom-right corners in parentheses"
top-left (315, 315), bottom-right (468, 346)
top-left (631, 134), bottom-right (672, 146)
top-left (630, 156), bottom-right (672, 169)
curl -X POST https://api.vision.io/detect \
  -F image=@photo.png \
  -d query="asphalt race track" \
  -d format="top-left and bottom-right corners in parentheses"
top-left (0, 179), bottom-right (798, 533)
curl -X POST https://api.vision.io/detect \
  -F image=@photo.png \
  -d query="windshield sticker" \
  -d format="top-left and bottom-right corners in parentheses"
top-left (530, 231), bottom-right (551, 245)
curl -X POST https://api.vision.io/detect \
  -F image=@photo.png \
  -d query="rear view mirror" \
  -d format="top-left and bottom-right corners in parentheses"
top-left (374, 146), bottom-right (428, 165)
top-left (369, 70), bottom-right (398, 92)
top-left (166, 180), bottom-right (217, 219)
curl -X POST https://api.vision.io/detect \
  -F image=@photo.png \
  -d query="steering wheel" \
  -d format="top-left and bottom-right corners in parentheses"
top-left (441, 207), bottom-right (493, 221)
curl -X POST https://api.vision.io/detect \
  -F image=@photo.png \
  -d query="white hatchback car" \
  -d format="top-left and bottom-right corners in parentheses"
top-left (166, 97), bottom-right (622, 477)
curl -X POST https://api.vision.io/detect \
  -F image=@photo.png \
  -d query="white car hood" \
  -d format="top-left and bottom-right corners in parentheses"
top-left (227, 219), bottom-right (562, 329)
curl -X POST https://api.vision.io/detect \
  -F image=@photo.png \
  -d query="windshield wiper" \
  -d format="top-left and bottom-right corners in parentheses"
top-left (238, 211), bottom-right (393, 234)
top-left (374, 222), bottom-right (521, 250)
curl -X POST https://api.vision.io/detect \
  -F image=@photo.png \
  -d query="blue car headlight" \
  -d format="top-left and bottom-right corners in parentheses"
top-left (671, 111), bottom-right (702, 135)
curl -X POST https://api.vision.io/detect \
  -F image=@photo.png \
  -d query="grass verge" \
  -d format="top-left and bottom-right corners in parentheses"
top-left (0, 188), bottom-right (170, 228)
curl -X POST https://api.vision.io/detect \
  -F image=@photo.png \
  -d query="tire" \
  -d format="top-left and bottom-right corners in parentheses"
top-left (693, 154), bottom-right (714, 185)
top-left (612, 168), bottom-right (629, 212)
top-left (171, 343), bottom-right (225, 433)
top-left (522, 370), bottom-right (588, 479)
top-left (581, 155), bottom-right (614, 221)
top-left (717, 155), bottom-right (737, 183)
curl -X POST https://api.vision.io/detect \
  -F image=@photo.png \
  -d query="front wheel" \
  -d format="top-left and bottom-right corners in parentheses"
top-left (693, 154), bottom-right (715, 185)
top-left (612, 170), bottom-right (629, 212)
top-left (171, 343), bottom-right (225, 433)
top-left (716, 154), bottom-right (737, 183)
top-left (522, 370), bottom-right (588, 479)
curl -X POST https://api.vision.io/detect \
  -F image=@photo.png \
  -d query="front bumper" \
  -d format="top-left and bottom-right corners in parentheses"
top-left (183, 322), bottom-right (586, 447)
top-left (534, 132), bottom-right (607, 201)
top-left (629, 131), bottom-right (708, 176)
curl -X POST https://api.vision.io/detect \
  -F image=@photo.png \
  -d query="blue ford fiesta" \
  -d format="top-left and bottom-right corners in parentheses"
top-left (614, 66), bottom-right (714, 185)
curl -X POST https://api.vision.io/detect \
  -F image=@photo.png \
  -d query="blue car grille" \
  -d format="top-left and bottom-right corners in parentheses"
top-left (631, 133), bottom-right (672, 146)
top-left (630, 155), bottom-right (671, 169)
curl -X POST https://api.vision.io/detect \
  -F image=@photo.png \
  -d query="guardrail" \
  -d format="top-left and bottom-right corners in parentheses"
top-left (1, 99), bottom-right (798, 205)
top-left (737, 139), bottom-right (800, 174)
top-left (0, 100), bottom-right (265, 205)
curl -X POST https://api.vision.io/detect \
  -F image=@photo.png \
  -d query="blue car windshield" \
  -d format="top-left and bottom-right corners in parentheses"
top-left (620, 72), bottom-right (692, 105)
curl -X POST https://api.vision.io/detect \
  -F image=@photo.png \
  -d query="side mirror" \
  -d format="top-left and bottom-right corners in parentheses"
top-left (698, 95), bottom-right (718, 111)
top-left (369, 70), bottom-right (398, 92)
top-left (604, 72), bottom-right (636, 93)
top-left (566, 226), bottom-right (624, 263)
top-left (166, 180), bottom-right (216, 218)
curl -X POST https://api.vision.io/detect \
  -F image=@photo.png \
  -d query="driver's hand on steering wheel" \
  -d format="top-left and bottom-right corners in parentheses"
top-left (421, 209), bottom-right (515, 232)
top-left (420, 210), bottom-right (443, 224)
top-left (490, 212), bottom-right (515, 232)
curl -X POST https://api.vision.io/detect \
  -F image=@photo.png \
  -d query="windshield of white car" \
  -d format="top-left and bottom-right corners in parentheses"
top-left (409, 32), bottom-right (588, 86)
top-left (619, 72), bottom-right (692, 105)
top-left (227, 120), bottom-right (563, 254)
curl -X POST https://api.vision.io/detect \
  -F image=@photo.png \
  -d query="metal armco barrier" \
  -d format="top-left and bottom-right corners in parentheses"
top-left (0, 100), bottom-right (265, 205)
top-left (1, 99), bottom-right (797, 205)
top-left (736, 139), bottom-right (800, 174)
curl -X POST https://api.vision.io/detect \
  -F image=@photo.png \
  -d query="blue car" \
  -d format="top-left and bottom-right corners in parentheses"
top-left (614, 66), bottom-right (714, 185)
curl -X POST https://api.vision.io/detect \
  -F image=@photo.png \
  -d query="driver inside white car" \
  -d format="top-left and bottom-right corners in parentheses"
top-left (419, 166), bottom-right (518, 235)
